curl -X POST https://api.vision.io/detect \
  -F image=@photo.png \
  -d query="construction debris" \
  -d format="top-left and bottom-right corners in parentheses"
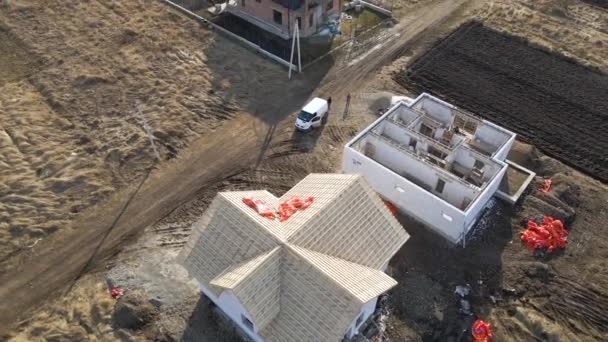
top-left (472, 319), bottom-right (493, 342)
top-left (539, 179), bottom-right (552, 193)
top-left (454, 284), bottom-right (471, 298)
top-left (383, 200), bottom-right (397, 215)
top-left (110, 287), bottom-right (124, 299)
top-left (521, 216), bottom-right (568, 253)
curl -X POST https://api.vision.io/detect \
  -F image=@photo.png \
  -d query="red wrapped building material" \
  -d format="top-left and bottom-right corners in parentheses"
top-left (243, 197), bottom-right (276, 219)
top-left (278, 197), bottom-right (314, 221)
top-left (539, 179), bottom-right (552, 193)
top-left (472, 319), bottom-right (493, 342)
top-left (521, 216), bottom-right (568, 253)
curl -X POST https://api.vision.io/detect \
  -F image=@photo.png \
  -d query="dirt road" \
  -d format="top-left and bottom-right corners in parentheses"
top-left (0, 0), bottom-right (480, 329)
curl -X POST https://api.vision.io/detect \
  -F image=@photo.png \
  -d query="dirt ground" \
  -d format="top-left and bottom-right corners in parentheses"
top-left (0, 0), bottom-right (328, 264)
top-left (0, 0), bottom-right (474, 329)
top-left (396, 21), bottom-right (608, 182)
top-left (2, 0), bottom-right (608, 341)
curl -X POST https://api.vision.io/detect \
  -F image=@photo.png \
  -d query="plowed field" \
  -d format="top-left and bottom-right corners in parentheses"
top-left (395, 21), bottom-right (608, 182)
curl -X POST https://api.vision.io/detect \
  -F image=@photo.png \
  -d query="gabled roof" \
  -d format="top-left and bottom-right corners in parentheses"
top-left (178, 174), bottom-right (409, 341)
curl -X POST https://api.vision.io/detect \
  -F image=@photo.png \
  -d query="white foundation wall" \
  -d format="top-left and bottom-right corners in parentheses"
top-left (343, 147), bottom-right (466, 243)
top-left (346, 298), bottom-right (379, 338)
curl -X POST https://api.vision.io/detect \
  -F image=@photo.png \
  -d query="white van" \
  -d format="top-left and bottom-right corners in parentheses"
top-left (295, 97), bottom-right (328, 131)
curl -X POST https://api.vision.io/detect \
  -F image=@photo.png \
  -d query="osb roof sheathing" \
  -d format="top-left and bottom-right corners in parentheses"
top-left (178, 174), bottom-right (409, 342)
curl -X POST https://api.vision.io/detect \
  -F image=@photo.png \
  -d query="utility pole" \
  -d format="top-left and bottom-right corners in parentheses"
top-left (288, 22), bottom-right (301, 79)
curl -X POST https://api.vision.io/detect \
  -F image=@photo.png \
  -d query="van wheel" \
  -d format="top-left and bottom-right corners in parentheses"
top-left (322, 115), bottom-right (328, 125)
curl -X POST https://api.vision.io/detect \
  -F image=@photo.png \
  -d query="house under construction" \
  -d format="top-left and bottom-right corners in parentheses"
top-left (343, 93), bottom-right (535, 243)
top-left (178, 174), bottom-right (409, 341)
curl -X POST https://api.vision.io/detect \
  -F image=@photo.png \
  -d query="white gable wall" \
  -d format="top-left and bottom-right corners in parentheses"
top-left (198, 283), bottom-right (265, 342)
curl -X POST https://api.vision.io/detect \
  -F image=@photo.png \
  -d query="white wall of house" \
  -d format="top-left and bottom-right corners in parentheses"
top-left (343, 146), bottom-right (467, 243)
top-left (474, 122), bottom-right (512, 153)
top-left (381, 121), bottom-right (411, 145)
top-left (493, 130), bottom-right (516, 161)
top-left (392, 106), bottom-right (420, 125)
top-left (346, 298), bottom-right (379, 339)
top-left (412, 96), bottom-right (454, 124)
top-left (198, 284), bottom-right (264, 342)
top-left (453, 147), bottom-right (501, 183)
top-left (365, 135), bottom-right (479, 208)
top-left (343, 93), bottom-right (517, 244)
top-left (463, 162), bottom-right (507, 230)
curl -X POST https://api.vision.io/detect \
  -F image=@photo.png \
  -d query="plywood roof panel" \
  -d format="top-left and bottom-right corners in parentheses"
top-left (179, 174), bottom-right (410, 341)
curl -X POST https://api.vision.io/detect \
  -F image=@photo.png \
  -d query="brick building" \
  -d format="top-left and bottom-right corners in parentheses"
top-left (229, 0), bottom-right (341, 39)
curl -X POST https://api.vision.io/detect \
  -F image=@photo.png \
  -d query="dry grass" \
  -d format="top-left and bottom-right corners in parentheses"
top-left (476, 0), bottom-right (608, 71)
top-left (0, 0), bottom-right (285, 261)
top-left (5, 277), bottom-right (130, 342)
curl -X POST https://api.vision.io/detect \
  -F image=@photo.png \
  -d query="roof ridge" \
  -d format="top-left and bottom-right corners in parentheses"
top-left (279, 174), bottom-right (360, 241)
top-left (285, 244), bottom-right (397, 304)
top-left (209, 246), bottom-right (281, 290)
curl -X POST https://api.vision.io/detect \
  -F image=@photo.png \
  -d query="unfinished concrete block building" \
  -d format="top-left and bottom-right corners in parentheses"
top-left (343, 93), bottom-right (534, 243)
top-left (229, 0), bottom-right (341, 39)
top-left (178, 174), bottom-right (409, 341)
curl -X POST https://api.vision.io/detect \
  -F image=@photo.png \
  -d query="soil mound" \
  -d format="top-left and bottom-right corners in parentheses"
top-left (112, 290), bottom-right (157, 330)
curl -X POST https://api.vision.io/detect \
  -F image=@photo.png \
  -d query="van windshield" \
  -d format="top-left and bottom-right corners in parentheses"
top-left (298, 111), bottom-right (315, 122)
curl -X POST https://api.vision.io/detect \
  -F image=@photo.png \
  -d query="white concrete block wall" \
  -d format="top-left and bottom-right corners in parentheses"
top-left (464, 163), bottom-right (507, 229)
top-left (381, 121), bottom-right (411, 145)
top-left (366, 135), bottom-right (478, 210)
top-left (413, 97), bottom-right (453, 124)
top-left (343, 147), bottom-right (466, 243)
top-left (474, 122), bottom-right (511, 151)
top-left (493, 133), bottom-right (515, 161)
top-left (393, 106), bottom-right (419, 124)
top-left (441, 178), bottom-right (478, 210)
top-left (366, 135), bottom-right (439, 188)
top-left (454, 147), bottom-right (478, 169)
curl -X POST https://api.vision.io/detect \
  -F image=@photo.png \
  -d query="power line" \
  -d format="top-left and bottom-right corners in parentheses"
top-left (66, 101), bottom-right (160, 293)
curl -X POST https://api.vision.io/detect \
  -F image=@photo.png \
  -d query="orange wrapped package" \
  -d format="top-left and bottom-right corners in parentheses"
top-left (472, 319), bottom-right (493, 342)
top-left (278, 197), bottom-right (314, 222)
top-left (521, 216), bottom-right (568, 253)
top-left (242, 197), bottom-right (276, 219)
